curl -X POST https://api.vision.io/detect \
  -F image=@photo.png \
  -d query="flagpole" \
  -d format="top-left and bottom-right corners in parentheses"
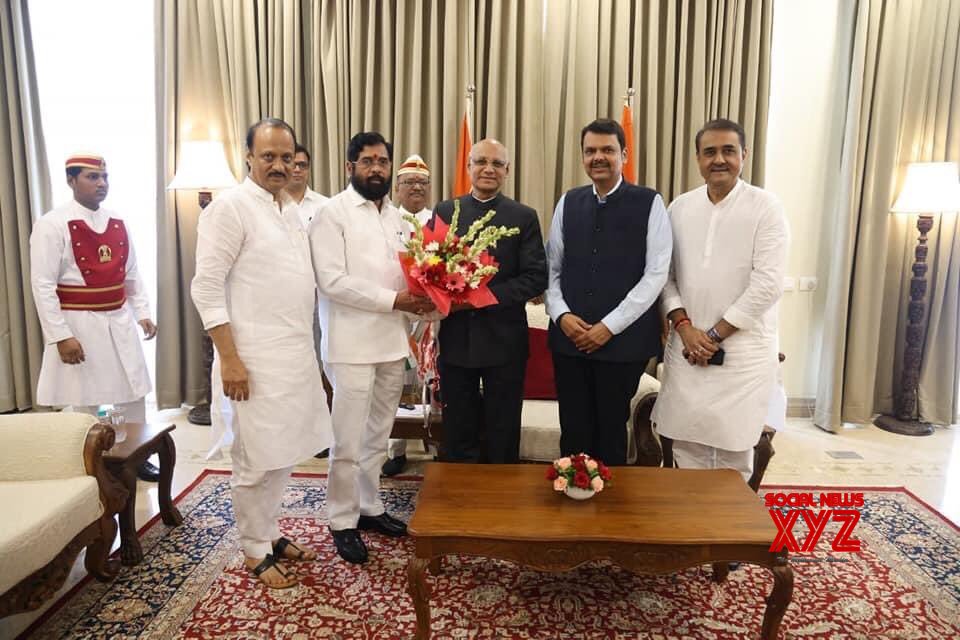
top-left (624, 86), bottom-right (634, 108)
top-left (466, 83), bottom-right (476, 140)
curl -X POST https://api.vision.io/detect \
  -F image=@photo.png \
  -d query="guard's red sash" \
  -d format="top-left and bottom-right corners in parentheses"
top-left (56, 218), bottom-right (129, 311)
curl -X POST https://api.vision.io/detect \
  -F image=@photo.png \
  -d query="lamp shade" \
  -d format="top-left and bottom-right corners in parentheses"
top-left (891, 162), bottom-right (960, 213)
top-left (167, 141), bottom-right (238, 190)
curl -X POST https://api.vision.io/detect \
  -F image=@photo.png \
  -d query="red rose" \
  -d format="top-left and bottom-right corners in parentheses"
top-left (546, 466), bottom-right (559, 480)
top-left (598, 463), bottom-right (611, 481)
top-left (573, 471), bottom-right (590, 489)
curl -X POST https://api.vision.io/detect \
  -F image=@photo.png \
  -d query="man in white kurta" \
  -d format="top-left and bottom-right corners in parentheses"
top-left (652, 119), bottom-right (789, 480)
top-left (311, 132), bottom-right (434, 564)
top-left (191, 119), bottom-right (332, 588)
top-left (30, 153), bottom-right (159, 481)
top-left (285, 143), bottom-right (330, 391)
top-left (383, 153), bottom-right (435, 477)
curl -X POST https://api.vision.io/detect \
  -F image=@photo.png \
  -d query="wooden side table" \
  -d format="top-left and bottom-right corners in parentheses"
top-left (103, 423), bottom-right (184, 565)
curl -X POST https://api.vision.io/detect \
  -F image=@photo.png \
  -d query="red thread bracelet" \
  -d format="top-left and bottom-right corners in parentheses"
top-left (673, 318), bottom-right (691, 330)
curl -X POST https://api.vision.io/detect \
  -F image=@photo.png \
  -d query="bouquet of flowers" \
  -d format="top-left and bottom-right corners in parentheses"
top-left (546, 453), bottom-right (612, 495)
top-left (399, 199), bottom-right (520, 316)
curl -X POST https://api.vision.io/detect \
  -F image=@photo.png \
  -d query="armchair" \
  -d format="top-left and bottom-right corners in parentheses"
top-left (0, 412), bottom-right (127, 618)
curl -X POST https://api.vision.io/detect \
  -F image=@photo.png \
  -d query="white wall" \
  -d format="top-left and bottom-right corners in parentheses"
top-left (766, 0), bottom-right (849, 399)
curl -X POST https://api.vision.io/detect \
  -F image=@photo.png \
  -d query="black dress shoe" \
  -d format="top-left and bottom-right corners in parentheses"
top-left (357, 512), bottom-right (408, 537)
top-left (330, 528), bottom-right (368, 564)
top-left (381, 455), bottom-right (407, 477)
top-left (136, 460), bottom-right (160, 482)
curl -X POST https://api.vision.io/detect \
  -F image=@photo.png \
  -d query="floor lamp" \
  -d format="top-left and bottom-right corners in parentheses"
top-left (874, 162), bottom-right (960, 437)
top-left (167, 141), bottom-right (238, 425)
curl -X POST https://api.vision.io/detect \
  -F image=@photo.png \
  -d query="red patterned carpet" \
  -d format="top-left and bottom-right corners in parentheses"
top-left (19, 470), bottom-right (960, 639)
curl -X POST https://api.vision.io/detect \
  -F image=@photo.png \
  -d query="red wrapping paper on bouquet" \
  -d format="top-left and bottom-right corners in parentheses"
top-left (397, 215), bottom-right (499, 317)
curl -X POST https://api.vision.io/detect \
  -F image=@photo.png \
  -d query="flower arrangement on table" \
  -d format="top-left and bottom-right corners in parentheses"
top-left (399, 199), bottom-right (519, 316)
top-left (547, 453), bottom-right (612, 499)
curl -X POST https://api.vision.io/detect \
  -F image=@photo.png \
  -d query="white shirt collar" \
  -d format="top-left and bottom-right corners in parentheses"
top-left (706, 178), bottom-right (745, 207)
top-left (344, 183), bottom-right (393, 210)
top-left (592, 174), bottom-right (624, 203)
top-left (242, 176), bottom-right (295, 210)
top-left (471, 192), bottom-right (498, 204)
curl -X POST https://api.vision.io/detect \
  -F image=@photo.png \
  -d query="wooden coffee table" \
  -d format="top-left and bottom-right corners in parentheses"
top-left (103, 423), bottom-right (183, 565)
top-left (407, 464), bottom-right (792, 639)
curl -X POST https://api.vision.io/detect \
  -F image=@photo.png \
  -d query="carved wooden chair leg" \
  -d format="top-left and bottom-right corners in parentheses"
top-left (748, 426), bottom-right (777, 493)
top-left (631, 393), bottom-right (662, 467)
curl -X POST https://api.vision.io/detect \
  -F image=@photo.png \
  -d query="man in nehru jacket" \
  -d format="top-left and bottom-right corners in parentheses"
top-left (383, 153), bottom-right (434, 477)
top-left (546, 119), bottom-right (671, 466)
top-left (653, 118), bottom-right (789, 480)
top-left (30, 153), bottom-right (160, 482)
top-left (312, 132), bottom-right (435, 564)
top-left (192, 118), bottom-right (333, 588)
top-left (432, 138), bottom-right (548, 464)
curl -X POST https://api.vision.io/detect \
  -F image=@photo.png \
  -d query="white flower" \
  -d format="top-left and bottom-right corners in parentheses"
top-left (425, 241), bottom-right (439, 252)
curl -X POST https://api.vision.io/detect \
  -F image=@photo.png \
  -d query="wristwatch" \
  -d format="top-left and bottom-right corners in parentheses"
top-left (706, 327), bottom-right (723, 343)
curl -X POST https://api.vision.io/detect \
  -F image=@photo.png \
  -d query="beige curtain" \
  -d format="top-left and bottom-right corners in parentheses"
top-left (156, 0), bottom-right (772, 406)
top-left (543, 0), bottom-right (773, 228)
top-left (0, 0), bottom-right (50, 412)
top-left (155, 0), bottom-right (305, 408)
top-left (814, 0), bottom-right (960, 430)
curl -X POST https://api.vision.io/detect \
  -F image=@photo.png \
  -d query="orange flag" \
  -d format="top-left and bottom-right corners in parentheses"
top-left (621, 103), bottom-right (636, 184)
top-left (453, 111), bottom-right (472, 197)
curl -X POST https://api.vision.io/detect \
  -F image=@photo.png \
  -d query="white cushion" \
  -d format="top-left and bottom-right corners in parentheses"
top-left (525, 301), bottom-right (550, 330)
top-left (519, 374), bottom-right (659, 462)
top-left (0, 412), bottom-right (99, 481)
top-left (0, 477), bottom-right (102, 594)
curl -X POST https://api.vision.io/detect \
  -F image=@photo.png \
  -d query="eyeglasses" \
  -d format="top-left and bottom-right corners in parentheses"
top-left (469, 158), bottom-right (508, 170)
top-left (293, 161), bottom-right (310, 170)
top-left (352, 157), bottom-right (391, 169)
top-left (399, 179), bottom-right (430, 187)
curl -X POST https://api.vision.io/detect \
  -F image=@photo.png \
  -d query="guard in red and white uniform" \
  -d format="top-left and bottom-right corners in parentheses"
top-left (30, 154), bottom-right (159, 481)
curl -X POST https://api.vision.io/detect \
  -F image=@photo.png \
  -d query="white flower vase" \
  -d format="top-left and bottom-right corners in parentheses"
top-left (564, 486), bottom-right (595, 500)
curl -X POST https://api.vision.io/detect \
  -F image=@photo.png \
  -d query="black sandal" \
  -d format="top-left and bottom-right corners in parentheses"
top-left (272, 536), bottom-right (316, 561)
top-left (250, 553), bottom-right (298, 589)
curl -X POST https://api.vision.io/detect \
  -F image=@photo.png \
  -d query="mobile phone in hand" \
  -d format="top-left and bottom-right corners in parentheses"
top-left (707, 348), bottom-right (725, 366)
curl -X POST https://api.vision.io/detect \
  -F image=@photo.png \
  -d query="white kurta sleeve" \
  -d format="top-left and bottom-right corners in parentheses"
top-left (29, 217), bottom-right (73, 345)
top-left (722, 201), bottom-right (790, 330)
top-left (544, 195), bottom-right (571, 322)
top-left (601, 195), bottom-right (672, 334)
top-left (191, 201), bottom-right (244, 330)
top-left (123, 233), bottom-right (152, 321)
top-left (660, 203), bottom-right (684, 316)
top-left (310, 208), bottom-right (397, 313)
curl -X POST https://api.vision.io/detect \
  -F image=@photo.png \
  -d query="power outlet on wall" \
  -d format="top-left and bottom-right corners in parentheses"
top-left (799, 276), bottom-right (818, 292)
top-left (783, 277), bottom-right (796, 291)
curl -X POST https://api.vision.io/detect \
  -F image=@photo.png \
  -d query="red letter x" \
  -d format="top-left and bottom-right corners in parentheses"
top-left (769, 510), bottom-right (801, 552)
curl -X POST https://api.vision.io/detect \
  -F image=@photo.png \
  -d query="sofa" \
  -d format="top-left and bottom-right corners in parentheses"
top-left (0, 412), bottom-right (127, 618)
top-left (385, 301), bottom-right (660, 463)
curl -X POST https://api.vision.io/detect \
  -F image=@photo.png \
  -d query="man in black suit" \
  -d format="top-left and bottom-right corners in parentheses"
top-left (432, 139), bottom-right (547, 463)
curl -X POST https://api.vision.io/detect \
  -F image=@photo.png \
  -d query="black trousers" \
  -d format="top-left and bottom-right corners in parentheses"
top-left (438, 358), bottom-right (526, 463)
top-left (552, 352), bottom-right (646, 466)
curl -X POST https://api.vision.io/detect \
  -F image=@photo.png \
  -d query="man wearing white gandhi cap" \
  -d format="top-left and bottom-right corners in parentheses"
top-left (30, 153), bottom-right (160, 482)
top-left (382, 153), bottom-right (435, 477)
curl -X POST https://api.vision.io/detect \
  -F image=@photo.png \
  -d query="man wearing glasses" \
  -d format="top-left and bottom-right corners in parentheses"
top-left (285, 143), bottom-right (328, 229)
top-left (383, 154), bottom-right (434, 476)
top-left (431, 139), bottom-right (548, 464)
top-left (311, 132), bottom-right (435, 563)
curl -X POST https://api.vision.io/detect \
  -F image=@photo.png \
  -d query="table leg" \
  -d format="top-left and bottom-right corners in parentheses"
top-left (761, 560), bottom-right (793, 639)
top-left (158, 432), bottom-right (184, 526)
top-left (407, 557), bottom-right (432, 640)
top-left (429, 556), bottom-right (441, 575)
top-left (117, 464), bottom-right (143, 566)
top-left (711, 562), bottom-right (729, 583)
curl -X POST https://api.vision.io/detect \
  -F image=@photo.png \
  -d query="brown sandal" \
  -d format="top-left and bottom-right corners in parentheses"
top-left (273, 537), bottom-right (317, 561)
top-left (249, 553), bottom-right (298, 589)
